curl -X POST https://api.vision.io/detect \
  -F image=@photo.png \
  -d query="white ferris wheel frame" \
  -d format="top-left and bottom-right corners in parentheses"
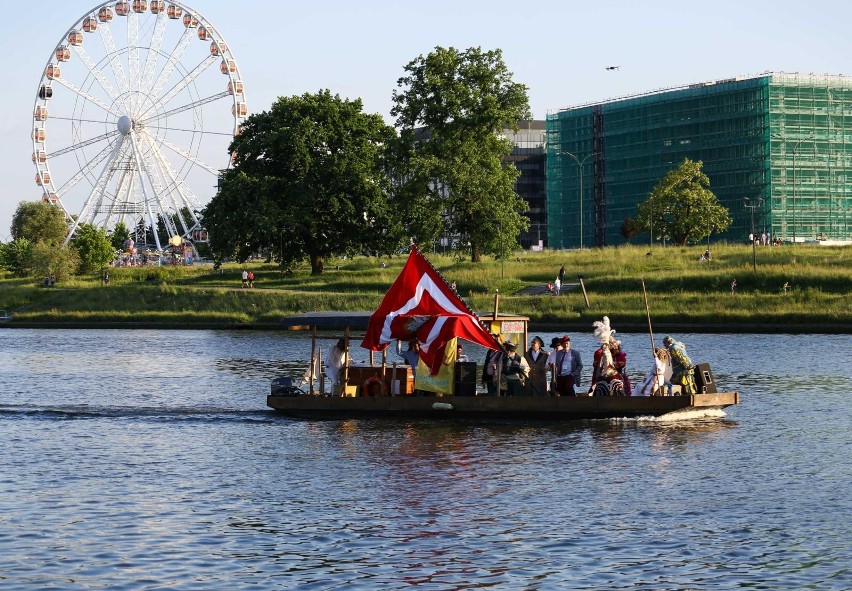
top-left (31, 0), bottom-right (246, 251)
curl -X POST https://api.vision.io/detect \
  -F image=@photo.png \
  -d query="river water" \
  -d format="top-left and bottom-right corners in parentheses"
top-left (0, 328), bottom-right (850, 590)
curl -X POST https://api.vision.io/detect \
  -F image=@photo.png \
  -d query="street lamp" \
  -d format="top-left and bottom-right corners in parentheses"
top-left (790, 136), bottom-right (813, 244)
top-left (559, 150), bottom-right (597, 248)
top-left (744, 197), bottom-right (763, 272)
top-left (774, 133), bottom-right (813, 243)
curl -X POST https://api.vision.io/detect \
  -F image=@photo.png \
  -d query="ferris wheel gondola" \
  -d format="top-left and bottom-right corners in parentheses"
top-left (31, 1), bottom-right (246, 250)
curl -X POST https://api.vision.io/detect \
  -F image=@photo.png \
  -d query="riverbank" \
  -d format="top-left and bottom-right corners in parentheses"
top-left (1, 243), bottom-right (849, 331)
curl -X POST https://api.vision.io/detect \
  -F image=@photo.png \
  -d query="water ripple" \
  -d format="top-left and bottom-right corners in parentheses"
top-left (0, 330), bottom-right (851, 590)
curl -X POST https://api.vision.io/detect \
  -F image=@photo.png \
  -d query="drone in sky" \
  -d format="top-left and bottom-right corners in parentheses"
top-left (606, 65), bottom-right (621, 71)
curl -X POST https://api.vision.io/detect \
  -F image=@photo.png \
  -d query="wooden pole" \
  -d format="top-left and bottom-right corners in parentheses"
top-left (641, 278), bottom-right (660, 395)
top-left (578, 275), bottom-right (590, 308)
top-left (492, 289), bottom-right (500, 320)
top-left (309, 326), bottom-right (317, 395)
top-left (343, 326), bottom-right (350, 393)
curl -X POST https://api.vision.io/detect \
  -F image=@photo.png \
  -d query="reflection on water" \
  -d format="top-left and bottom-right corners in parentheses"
top-left (0, 329), bottom-right (850, 590)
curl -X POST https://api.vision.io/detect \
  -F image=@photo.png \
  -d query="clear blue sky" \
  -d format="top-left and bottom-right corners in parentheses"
top-left (3, 0), bottom-right (851, 239)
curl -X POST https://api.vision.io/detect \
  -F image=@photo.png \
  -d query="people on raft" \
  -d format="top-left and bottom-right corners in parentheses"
top-left (325, 338), bottom-right (347, 390)
top-left (609, 339), bottom-right (632, 396)
top-left (481, 337), bottom-right (504, 397)
top-left (662, 335), bottom-right (697, 395)
top-left (500, 340), bottom-right (530, 397)
top-left (551, 335), bottom-right (583, 397)
top-left (589, 316), bottom-right (630, 396)
top-left (523, 336), bottom-right (550, 396)
top-left (398, 339), bottom-right (420, 379)
top-left (636, 347), bottom-right (674, 396)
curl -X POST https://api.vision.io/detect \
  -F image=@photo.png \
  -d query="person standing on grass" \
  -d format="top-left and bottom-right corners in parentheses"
top-left (241, 269), bottom-right (248, 288)
top-left (248, 271), bottom-right (255, 288)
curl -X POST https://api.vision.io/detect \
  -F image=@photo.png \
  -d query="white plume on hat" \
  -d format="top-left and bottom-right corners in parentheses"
top-left (593, 316), bottom-right (616, 345)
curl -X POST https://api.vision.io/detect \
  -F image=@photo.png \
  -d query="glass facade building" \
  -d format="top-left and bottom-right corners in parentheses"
top-left (502, 120), bottom-right (546, 249)
top-left (546, 73), bottom-right (852, 248)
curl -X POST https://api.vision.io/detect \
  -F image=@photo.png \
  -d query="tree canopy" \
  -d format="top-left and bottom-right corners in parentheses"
top-left (11, 201), bottom-right (67, 247)
top-left (203, 90), bottom-right (401, 274)
top-left (636, 158), bottom-right (732, 246)
top-left (73, 225), bottom-right (115, 274)
top-left (391, 46), bottom-right (531, 262)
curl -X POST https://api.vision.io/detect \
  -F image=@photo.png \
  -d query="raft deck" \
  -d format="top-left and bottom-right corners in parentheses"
top-left (266, 391), bottom-right (739, 421)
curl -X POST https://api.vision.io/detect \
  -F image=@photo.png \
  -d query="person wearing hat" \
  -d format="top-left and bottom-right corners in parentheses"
top-left (662, 335), bottom-right (696, 395)
top-left (548, 337), bottom-right (564, 395)
top-left (552, 335), bottom-right (583, 396)
top-left (500, 340), bottom-right (530, 397)
top-left (481, 335), bottom-right (504, 396)
top-left (524, 336), bottom-right (550, 396)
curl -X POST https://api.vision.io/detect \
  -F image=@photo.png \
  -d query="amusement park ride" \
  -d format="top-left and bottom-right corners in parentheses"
top-left (31, 1), bottom-right (246, 252)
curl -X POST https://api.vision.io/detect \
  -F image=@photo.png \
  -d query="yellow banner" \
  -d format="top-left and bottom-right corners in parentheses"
top-left (415, 337), bottom-right (456, 395)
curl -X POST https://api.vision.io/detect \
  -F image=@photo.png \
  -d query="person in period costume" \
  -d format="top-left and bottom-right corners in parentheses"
top-left (609, 339), bottom-right (632, 396)
top-left (523, 336), bottom-right (550, 396)
top-left (500, 341), bottom-right (530, 397)
top-left (553, 335), bottom-right (583, 396)
top-left (589, 316), bottom-right (625, 396)
top-left (482, 336), bottom-right (504, 396)
top-left (662, 335), bottom-right (697, 395)
top-left (548, 337), bottom-right (564, 395)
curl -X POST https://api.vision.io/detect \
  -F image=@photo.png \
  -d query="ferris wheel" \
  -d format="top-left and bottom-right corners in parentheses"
top-left (32, 1), bottom-right (246, 251)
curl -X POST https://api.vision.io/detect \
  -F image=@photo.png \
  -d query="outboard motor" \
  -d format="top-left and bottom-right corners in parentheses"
top-left (271, 376), bottom-right (300, 396)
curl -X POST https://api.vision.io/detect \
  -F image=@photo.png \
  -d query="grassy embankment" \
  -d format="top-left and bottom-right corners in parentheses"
top-left (0, 243), bottom-right (849, 331)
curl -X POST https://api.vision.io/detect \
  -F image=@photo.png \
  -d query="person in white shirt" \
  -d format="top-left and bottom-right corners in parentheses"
top-left (325, 338), bottom-right (347, 389)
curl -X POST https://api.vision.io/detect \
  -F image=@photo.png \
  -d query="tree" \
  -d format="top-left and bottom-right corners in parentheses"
top-left (636, 158), bottom-right (732, 246)
top-left (620, 217), bottom-right (642, 242)
top-left (203, 90), bottom-right (402, 274)
top-left (28, 242), bottom-right (79, 281)
top-left (391, 46), bottom-right (531, 262)
top-left (110, 221), bottom-right (131, 251)
top-left (73, 225), bottom-right (115, 274)
top-left (0, 238), bottom-right (34, 276)
top-left (11, 201), bottom-right (67, 247)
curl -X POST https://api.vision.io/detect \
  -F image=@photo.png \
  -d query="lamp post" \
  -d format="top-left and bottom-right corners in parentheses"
top-left (744, 197), bottom-right (763, 272)
top-left (649, 195), bottom-right (654, 250)
top-left (559, 151), bottom-right (597, 248)
top-left (790, 136), bottom-right (813, 244)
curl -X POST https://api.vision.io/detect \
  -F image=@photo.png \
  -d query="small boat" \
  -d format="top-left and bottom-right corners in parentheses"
top-left (267, 247), bottom-right (739, 421)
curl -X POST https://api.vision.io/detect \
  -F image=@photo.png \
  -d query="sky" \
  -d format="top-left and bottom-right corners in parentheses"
top-left (3, 0), bottom-right (852, 239)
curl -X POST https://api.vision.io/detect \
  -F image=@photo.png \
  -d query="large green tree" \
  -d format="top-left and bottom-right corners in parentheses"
top-left (73, 225), bottom-right (115, 274)
top-left (636, 158), bottom-right (732, 246)
top-left (11, 201), bottom-right (67, 247)
top-left (203, 90), bottom-right (401, 274)
top-left (391, 46), bottom-right (531, 262)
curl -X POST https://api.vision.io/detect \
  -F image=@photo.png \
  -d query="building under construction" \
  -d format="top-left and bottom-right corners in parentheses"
top-left (546, 72), bottom-right (852, 248)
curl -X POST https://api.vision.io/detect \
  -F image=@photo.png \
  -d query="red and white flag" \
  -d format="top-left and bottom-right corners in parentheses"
top-left (361, 245), bottom-right (499, 375)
